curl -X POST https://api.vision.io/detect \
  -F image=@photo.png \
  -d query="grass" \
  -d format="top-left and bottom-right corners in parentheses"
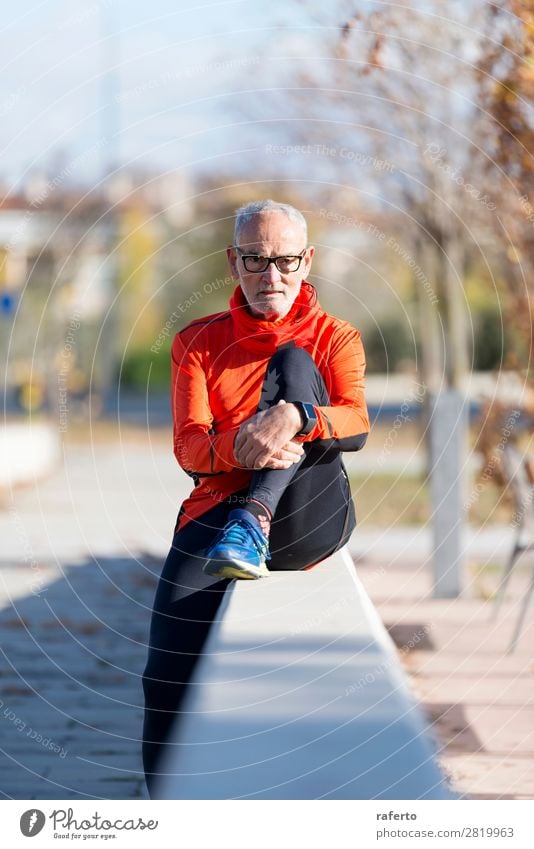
top-left (349, 472), bottom-right (514, 527)
top-left (349, 473), bottom-right (429, 527)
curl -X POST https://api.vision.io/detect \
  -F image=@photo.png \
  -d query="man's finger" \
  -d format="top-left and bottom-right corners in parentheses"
top-left (274, 447), bottom-right (302, 462)
top-left (258, 458), bottom-right (294, 470)
top-left (282, 440), bottom-right (304, 454)
top-left (275, 443), bottom-right (304, 458)
top-left (234, 428), bottom-right (247, 454)
top-left (242, 441), bottom-right (271, 469)
top-left (240, 447), bottom-right (257, 469)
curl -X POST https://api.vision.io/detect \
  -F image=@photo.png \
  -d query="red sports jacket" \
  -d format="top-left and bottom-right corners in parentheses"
top-left (171, 281), bottom-right (369, 529)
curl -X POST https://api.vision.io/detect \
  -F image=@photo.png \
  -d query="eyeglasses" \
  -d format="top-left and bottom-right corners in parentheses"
top-left (235, 248), bottom-right (306, 274)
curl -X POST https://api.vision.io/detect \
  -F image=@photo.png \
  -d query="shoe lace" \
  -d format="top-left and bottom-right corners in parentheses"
top-left (219, 518), bottom-right (271, 560)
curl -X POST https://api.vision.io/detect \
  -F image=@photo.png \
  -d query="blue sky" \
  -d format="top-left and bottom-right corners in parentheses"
top-left (1, 0), bottom-right (488, 202)
top-left (0, 0), bottom-right (321, 188)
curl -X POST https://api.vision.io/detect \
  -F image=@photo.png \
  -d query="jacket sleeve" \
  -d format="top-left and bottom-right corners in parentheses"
top-left (171, 332), bottom-right (239, 475)
top-left (303, 325), bottom-right (370, 451)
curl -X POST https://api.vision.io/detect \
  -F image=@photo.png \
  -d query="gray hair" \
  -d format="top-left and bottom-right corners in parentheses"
top-left (233, 199), bottom-right (308, 245)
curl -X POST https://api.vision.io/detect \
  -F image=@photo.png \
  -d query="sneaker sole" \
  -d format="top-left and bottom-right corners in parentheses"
top-left (203, 558), bottom-right (270, 580)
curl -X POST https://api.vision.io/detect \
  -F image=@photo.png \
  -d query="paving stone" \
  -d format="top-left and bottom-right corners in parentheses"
top-left (358, 559), bottom-right (534, 799)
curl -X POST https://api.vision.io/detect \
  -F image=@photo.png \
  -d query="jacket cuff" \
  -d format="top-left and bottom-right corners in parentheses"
top-left (212, 426), bottom-right (242, 471)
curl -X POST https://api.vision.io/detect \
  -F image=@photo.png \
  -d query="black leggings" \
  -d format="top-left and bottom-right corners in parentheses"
top-left (142, 344), bottom-right (362, 796)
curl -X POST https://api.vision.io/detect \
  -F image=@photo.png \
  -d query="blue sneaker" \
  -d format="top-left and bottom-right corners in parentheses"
top-left (203, 509), bottom-right (271, 580)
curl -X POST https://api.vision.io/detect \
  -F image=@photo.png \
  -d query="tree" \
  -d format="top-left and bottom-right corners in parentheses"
top-left (473, 1), bottom-right (534, 477)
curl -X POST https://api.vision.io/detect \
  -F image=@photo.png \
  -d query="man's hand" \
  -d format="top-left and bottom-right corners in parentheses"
top-left (234, 400), bottom-right (305, 469)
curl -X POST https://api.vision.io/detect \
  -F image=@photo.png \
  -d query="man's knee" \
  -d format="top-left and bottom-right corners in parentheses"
top-left (267, 344), bottom-right (321, 396)
top-left (270, 342), bottom-right (317, 374)
top-left (265, 343), bottom-right (328, 407)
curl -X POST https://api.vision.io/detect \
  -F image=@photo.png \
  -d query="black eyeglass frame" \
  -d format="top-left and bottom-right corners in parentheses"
top-left (234, 247), bottom-right (307, 274)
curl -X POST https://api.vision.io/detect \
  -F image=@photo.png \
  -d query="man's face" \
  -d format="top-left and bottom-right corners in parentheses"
top-left (227, 211), bottom-right (314, 320)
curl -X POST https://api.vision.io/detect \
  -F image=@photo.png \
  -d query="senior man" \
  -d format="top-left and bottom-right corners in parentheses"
top-left (142, 199), bottom-right (369, 795)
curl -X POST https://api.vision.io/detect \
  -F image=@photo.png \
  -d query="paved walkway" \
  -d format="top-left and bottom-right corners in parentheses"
top-left (0, 435), bottom-right (531, 799)
top-left (0, 436), bottom-right (188, 800)
top-left (356, 555), bottom-right (534, 799)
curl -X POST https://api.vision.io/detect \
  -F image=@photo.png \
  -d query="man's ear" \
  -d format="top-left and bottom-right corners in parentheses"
top-left (303, 245), bottom-right (315, 276)
top-left (227, 245), bottom-right (239, 279)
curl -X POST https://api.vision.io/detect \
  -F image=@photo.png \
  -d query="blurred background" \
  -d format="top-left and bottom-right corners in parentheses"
top-left (1, 0), bottom-right (533, 800)
top-left (2, 1), bottom-right (532, 517)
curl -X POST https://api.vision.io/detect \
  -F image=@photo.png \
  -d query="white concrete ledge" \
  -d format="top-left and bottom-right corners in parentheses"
top-left (0, 422), bottom-right (60, 489)
top-left (157, 547), bottom-right (456, 800)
